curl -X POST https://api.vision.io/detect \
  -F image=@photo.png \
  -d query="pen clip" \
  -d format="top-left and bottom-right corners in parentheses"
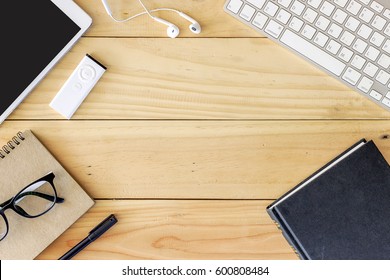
top-left (89, 214), bottom-right (117, 235)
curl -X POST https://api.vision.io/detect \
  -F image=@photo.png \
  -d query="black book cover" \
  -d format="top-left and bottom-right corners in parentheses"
top-left (267, 139), bottom-right (390, 260)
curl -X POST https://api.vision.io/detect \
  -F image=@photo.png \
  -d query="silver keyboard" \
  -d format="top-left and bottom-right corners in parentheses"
top-left (224, 0), bottom-right (390, 112)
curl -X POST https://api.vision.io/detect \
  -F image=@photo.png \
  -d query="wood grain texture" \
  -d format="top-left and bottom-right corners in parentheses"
top-left (9, 38), bottom-right (390, 120)
top-left (3, 0), bottom-right (390, 261)
top-left (1, 121), bottom-right (390, 200)
top-left (77, 0), bottom-right (262, 38)
top-left (36, 200), bottom-right (297, 260)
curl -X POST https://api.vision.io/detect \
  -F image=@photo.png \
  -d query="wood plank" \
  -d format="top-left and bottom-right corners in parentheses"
top-left (1, 120), bottom-right (390, 199)
top-left (36, 200), bottom-right (297, 260)
top-left (77, 0), bottom-right (262, 38)
top-left (9, 38), bottom-right (390, 120)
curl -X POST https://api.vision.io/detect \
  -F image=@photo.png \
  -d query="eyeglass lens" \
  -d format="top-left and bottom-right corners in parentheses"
top-left (14, 180), bottom-right (56, 217)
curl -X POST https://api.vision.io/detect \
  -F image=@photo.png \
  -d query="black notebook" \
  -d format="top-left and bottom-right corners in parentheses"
top-left (267, 139), bottom-right (390, 260)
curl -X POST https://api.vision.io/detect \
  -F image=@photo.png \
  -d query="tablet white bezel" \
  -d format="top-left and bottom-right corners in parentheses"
top-left (0, 0), bottom-right (92, 124)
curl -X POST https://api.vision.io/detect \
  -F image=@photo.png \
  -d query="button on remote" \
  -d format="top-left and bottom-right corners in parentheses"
top-left (79, 65), bottom-right (96, 81)
top-left (73, 82), bottom-right (83, 91)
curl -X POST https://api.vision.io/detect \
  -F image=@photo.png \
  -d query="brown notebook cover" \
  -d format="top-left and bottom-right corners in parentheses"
top-left (0, 130), bottom-right (94, 259)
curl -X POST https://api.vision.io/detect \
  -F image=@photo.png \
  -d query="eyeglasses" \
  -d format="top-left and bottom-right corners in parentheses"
top-left (0, 172), bottom-right (64, 241)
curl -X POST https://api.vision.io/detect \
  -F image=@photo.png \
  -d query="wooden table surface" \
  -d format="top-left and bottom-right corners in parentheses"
top-left (3, 0), bottom-right (390, 260)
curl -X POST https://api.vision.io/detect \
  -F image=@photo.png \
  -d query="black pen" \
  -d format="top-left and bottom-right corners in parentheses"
top-left (59, 214), bottom-right (118, 260)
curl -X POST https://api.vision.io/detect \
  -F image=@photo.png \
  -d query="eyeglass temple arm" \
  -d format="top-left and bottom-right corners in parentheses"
top-left (16, 191), bottom-right (65, 203)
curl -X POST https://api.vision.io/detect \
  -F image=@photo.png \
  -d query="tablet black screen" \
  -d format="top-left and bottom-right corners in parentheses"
top-left (2, 1), bottom-right (81, 116)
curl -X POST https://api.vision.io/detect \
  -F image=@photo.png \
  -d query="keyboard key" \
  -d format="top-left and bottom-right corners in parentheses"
top-left (328, 23), bottom-right (343, 38)
top-left (342, 67), bottom-right (361, 85)
top-left (264, 2), bottom-right (279, 16)
top-left (357, 0), bottom-right (370, 4)
top-left (320, 1), bottom-right (335, 16)
top-left (359, 8), bottom-right (374, 23)
top-left (265, 20), bottom-right (284, 38)
top-left (371, 1), bottom-right (384, 13)
top-left (364, 62), bottom-right (379, 77)
top-left (382, 98), bottom-right (390, 108)
top-left (316, 16), bottom-right (331, 31)
top-left (247, 0), bottom-right (266, 9)
top-left (303, 8), bottom-right (318, 23)
top-left (276, 9), bottom-right (292, 24)
top-left (370, 90), bottom-right (383, 101)
top-left (252, 12), bottom-right (269, 29)
top-left (383, 40), bottom-right (390, 54)
top-left (308, 0), bottom-right (322, 9)
top-left (334, 0), bottom-right (349, 7)
top-left (365, 46), bottom-right (380, 61)
top-left (376, 70), bottom-right (390, 85)
top-left (339, 47), bottom-right (354, 62)
top-left (370, 32), bottom-right (385, 47)
top-left (240, 5), bottom-right (256, 21)
top-left (347, 0), bottom-right (362, 15)
top-left (340, 31), bottom-right (355, 46)
top-left (345, 16), bottom-right (360, 32)
top-left (290, 1), bottom-right (305, 16)
top-left (357, 77), bottom-right (374, 93)
top-left (372, 15), bottom-right (387, 31)
top-left (385, 23), bottom-right (390, 36)
top-left (384, 9), bottom-right (390, 20)
top-left (314, 32), bottom-right (329, 47)
top-left (357, 24), bottom-right (373, 39)
top-left (302, 24), bottom-right (316, 39)
top-left (353, 38), bottom-right (368, 53)
top-left (378, 54), bottom-right (390, 69)
top-left (227, 0), bottom-right (243, 13)
top-left (326, 40), bottom-right (342, 54)
top-left (289, 17), bottom-right (304, 32)
top-left (351, 54), bottom-right (366, 69)
top-left (333, 9), bottom-right (348, 24)
top-left (280, 30), bottom-right (346, 76)
top-left (278, 0), bottom-right (293, 8)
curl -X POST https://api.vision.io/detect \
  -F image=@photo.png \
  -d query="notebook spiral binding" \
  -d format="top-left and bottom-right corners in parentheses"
top-left (0, 132), bottom-right (25, 159)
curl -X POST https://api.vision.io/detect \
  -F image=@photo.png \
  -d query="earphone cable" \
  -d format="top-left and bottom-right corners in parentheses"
top-left (137, 0), bottom-right (154, 20)
top-left (105, 7), bottom-right (181, 23)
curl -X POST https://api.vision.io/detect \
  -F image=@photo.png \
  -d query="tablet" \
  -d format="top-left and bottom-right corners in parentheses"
top-left (1, 0), bottom-right (92, 124)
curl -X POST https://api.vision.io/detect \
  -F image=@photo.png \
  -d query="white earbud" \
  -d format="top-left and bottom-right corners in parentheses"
top-left (178, 12), bottom-right (201, 34)
top-left (167, 25), bottom-right (180, 38)
top-left (153, 17), bottom-right (180, 38)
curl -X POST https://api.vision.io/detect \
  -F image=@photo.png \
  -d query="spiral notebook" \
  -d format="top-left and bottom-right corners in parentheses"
top-left (0, 130), bottom-right (94, 259)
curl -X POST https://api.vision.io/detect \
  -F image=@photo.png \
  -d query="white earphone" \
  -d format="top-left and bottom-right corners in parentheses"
top-left (101, 0), bottom-right (201, 38)
top-left (152, 17), bottom-right (180, 38)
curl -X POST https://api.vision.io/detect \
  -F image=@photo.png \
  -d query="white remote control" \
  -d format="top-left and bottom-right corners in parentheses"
top-left (50, 54), bottom-right (106, 119)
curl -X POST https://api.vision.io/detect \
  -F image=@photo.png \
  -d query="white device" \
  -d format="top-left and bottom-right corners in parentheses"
top-left (101, 0), bottom-right (201, 38)
top-left (0, 0), bottom-right (92, 124)
top-left (50, 54), bottom-right (106, 119)
top-left (224, 0), bottom-right (390, 112)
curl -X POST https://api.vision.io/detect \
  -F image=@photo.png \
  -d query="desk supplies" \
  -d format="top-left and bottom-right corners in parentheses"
top-left (59, 214), bottom-right (117, 260)
top-left (224, 0), bottom-right (390, 112)
top-left (0, 0), bottom-right (92, 124)
top-left (267, 139), bottom-right (390, 259)
top-left (0, 130), bottom-right (94, 259)
top-left (50, 54), bottom-right (107, 119)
